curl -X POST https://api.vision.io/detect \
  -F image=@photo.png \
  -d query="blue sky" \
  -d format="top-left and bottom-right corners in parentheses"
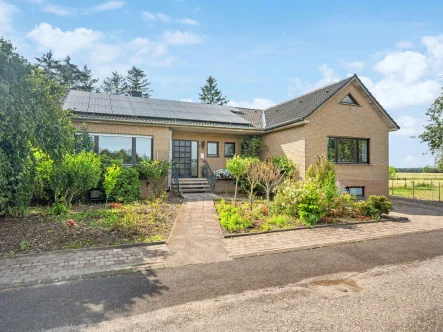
top-left (2, 0), bottom-right (443, 167)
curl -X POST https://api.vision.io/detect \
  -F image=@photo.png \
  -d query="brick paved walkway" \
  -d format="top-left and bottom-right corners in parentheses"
top-left (165, 193), bottom-right (231, 267)
top-left (223, 197), bottom-right (443, 258)
top-left (0, 244), bottom-right (167, 289)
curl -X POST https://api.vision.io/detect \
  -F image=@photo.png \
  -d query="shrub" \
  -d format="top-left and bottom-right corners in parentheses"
top-left (325, 193), bottom-right (354, 218)
top-left (297, 179), bottom-right (327, 226)
top-left (103, 165), bottom-right (122, 204)
top-left (306, 155), bottom-right (336, 202)
top-left (266, 214), bottom-right (290, 227)
top-left (254, 161), bottom-right (283, 216)
top-left (366, 195), bottom-right (392, 218)
top-left (32, 149), bottom-right (54, 202)
top-left (50, 152), bottom-right (102, 206)
top-left (220, 211), bottom-right (252, 231)
top-left (49, 202), bottom-right (69, 215)
top-left (113, 168), bottom-right (141, 203)
top-left (239, 136), bottom-right (262, 158)
top-left (136, 160), bottom-right (170, 197)
top-left (273, 178), bottom-right (302, 216)
top-left (270, 156), bottom-right (296, 178)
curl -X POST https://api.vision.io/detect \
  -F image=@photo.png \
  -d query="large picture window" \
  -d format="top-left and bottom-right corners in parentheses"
top-left (91, 134), bottom-right (153, 165)
top-left (328, 137), bottom-right (369, 164)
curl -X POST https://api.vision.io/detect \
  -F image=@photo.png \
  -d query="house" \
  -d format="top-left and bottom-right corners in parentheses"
top-left (64, 74), bottom-right (399, 197)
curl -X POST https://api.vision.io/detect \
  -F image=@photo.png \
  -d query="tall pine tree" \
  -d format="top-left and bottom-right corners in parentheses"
top-left (199, 76), bottom-right (229, 105)
top-left (75, 65), bottom-right (99, 92)
top-left (124, 66), bottom-right (152, 98)
top-left (102, 71), bottom-right (126, 95)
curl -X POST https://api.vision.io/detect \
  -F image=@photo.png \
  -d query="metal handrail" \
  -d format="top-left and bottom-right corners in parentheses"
top-left (171, 164), bottom-right (180, 194)
top-left (202, 160), bottom-right (216, 192)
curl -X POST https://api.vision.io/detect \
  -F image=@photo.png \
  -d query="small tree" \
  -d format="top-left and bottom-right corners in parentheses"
top-left (246, 159), bottom-right (261, 210)
top-left (255, 161), bottom-right (283, 217)
top-left (389, 166), bottom-right (397, 179)
top-left (125, 66), bottom-right (152, 97)
top-left (226, 156), bottom-right (250, 204)
top-left (199, 76), bottom-right (229, 105)
top-left (239, 136), bottom-right (262, 157)
top-left (306, 155), bottom-right (336, 201)
top-left (50, 152), bottom-right (101, 206)
top-left (74, 123), bottom-right (94, 153)
top-left (102, 71), bottom-right (126, 95)
top-left (103, 165), bottom-right (121, 204)
top-left (136, 160), bottom-right (170, 198)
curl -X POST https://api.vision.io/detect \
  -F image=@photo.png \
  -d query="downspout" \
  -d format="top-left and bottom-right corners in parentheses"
top-left (168, 128), bottom-right (173, 191)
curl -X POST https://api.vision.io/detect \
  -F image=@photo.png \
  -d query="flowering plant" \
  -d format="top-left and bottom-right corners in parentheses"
top-left (214, 169), bottom-right (233, 179)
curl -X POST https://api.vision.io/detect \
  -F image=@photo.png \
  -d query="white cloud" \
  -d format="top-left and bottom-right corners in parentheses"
top-left (373, 51), bottom-right (428, 83)
top-left (141, 11), bottom-right (156, 21)
top-left (141, 12), bottom-right (171, 23)
top-left (396, 40), bottom-right (414, 49)
top-left (229, 98), bottom-right (275, 109)
top-left (178, 17), bottom-right (199, 25)
top-left (27, 23), bottom-right (103, 57)
top-left (393, 115), bottom-right (426, 136)
top-left (92, 1), bottom-right (126, 12)
top-left (360, 75), bottom-right (441, 109)
top-left (287, 64), bottom-right (339, 98)
top-left (125, 37), bottom-right (175, 67)
top-left (163, 30), bottom-right (205, 45)
top-left (345, 61), bottom-right (364, 72)
top-left (0, 0), bottom-right (18, 35)
top-left (421, 34), bottom-right (443, 59)
top-left (406, 155), bottom-right (414, 163)
top-left (41, 3), bottom-right (74, 16)
top-left (156, 13), bottom-right (171, 23)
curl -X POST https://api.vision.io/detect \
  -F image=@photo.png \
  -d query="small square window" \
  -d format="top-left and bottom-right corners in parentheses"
top-left (347, 187), bottom-right (364, 197)
top-left (224, 143), bottom-right (235, 157)
top-left (207, 142), bottom-right (219, 157)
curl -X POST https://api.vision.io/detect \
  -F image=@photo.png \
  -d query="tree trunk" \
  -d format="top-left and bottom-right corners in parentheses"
top-left (234, 178), bottom-right (238, 205)
top-left (266, 185), bottom-right (271, 217)
top-left (249, 184), bottom-right (254, 210)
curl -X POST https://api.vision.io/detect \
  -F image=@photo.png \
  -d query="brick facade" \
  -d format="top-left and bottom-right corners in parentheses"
top-left (74, 80), bottom-right (391, 197)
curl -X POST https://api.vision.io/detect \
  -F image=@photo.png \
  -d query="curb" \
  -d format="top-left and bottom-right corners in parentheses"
top-left (0, 262), bottom-right (166, 291)
top-left (1, 241), bottom-right (167, 259)
top-left (228, 228), bottom-right (443, 259)
top-left (223, 216), bottom-right (409, 239)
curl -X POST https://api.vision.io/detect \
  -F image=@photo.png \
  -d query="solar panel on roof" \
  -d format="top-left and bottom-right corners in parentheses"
top-left (64, 102), bottom-right (88, 112)
top-left (67, 96), bottom-right (90, 104)
top-left (111, 107), bottom-right (135, 116)
top-left (109, 95), bottom-right (129, 101)
top-left (88, 104), bottom-right (112, 114)
top-left (89, 92), bottom-right (110, 100)
top-left (132, 108), bottom-right (161, 117)
top-left (111, 100), bottom-right (132, 108)
top-left (89, 98), bottom-right (111, 106)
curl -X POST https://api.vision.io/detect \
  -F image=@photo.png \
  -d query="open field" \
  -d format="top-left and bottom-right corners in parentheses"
top-left (390, 178), bottom-right (443, 201)
top-left (394, 172), bottom-right (443, 180)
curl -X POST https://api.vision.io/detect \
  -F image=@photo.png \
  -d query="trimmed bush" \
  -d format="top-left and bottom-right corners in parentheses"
top-left (113, 168), bottom-right (141, 203)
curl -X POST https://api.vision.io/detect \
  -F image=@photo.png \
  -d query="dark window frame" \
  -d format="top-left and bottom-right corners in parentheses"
top-left (92, 134), bottom-right (154, 166)
top-left (339, 93), bottom-right (360, 106)
top-left (224, 142), bottom-right (235, 158)
top-left (346, 186), bottom-right (365, 197)
top-left (328, 136), bottom-right (370, 164)
top-left (207, 141), bottom-right (219, 157)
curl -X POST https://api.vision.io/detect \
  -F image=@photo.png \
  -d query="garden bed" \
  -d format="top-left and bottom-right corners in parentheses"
top-left (0, 197), bottom-right (181, 257)
top-left (215, 199), bottom-right (401, 235)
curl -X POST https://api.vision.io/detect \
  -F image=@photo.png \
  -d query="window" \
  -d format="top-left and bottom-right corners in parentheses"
top-left (340, 94), bottom-right (359, 106)
top-left (92, 134), bottom-right (153, 165)
top-left (327, 137), bottom-right (369, 164)
top-left (346, 187), bottom-right (364, 197)
top-left (224, 142), bottom-right (235, 157)
top-left (207, 142), bottom-right (219, 157)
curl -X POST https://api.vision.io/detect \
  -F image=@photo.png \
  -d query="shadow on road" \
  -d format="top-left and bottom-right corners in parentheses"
top-left (390, 196), bottom-right (443, 217)
top-left (0, 269), bottom-right (168, 332)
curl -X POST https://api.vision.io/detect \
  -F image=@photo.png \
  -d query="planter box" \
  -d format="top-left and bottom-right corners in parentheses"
top-left (214, 178), bottom-right (236, 194)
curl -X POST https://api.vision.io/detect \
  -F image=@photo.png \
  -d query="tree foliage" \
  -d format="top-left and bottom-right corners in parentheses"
top-left (199, 76), bottom-right (229, 105)
top-left (103, 165), bottom-right (122, 204)
top-left (125, 66), bottom-right (152, 97)
top-left (136, 160), bottom-right (170, 198)
top-left (74, 123), bottom-right (94, 153)
top-left (35, 51), bottom-right (99, 91)
top-left (239, 136), bottom-right (262, 157)
top-left (226, 156), bottom-right (251, 203)
top-left (419, 87), bottom-right (443, 164)
top-left (389, 166), bottom-right (397, 179)
top-left (0, 39), bottom-right (74, 215)
top-left (102, 71), bottom-right (126, 95)
top-left (254, 161), bottom-right (283, 217)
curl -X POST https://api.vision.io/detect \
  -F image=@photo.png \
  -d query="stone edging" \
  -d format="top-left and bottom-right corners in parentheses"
top-left (223, 216), bottom-right (409, 239)
top-left (1, 241), bottom-right (166, 259)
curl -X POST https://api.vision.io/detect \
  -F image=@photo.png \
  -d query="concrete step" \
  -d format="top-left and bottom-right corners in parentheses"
top-left (175, 178), bottom-right (212, 193)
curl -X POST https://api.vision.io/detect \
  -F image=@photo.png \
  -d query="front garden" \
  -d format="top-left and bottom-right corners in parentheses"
top-left (216, 155), bottom-right (394, 234)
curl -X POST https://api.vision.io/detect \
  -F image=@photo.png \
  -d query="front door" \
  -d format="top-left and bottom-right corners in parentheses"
top-left (172, 140), bottom-right (198, 178)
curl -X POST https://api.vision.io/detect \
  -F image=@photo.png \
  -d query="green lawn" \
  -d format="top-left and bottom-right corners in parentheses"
top-left (390, 186), bottom-right (443, 201)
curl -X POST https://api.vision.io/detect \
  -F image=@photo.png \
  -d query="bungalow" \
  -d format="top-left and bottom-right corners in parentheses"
top-left (64, 74), bottom-right (399, 197)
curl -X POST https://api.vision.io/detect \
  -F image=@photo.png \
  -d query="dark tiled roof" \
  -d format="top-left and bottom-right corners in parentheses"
top-left (264, 76), bottom-right (355, 128)
top-left (234, 107), bottom-right (264, 128)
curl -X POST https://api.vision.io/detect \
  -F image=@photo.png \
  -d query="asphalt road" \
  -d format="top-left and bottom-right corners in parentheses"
top-left (1, 230), bottom-right (443, 332)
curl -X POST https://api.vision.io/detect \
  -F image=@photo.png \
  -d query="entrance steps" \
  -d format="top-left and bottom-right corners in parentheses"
top-left (173, 178), bottom-right (212, 193)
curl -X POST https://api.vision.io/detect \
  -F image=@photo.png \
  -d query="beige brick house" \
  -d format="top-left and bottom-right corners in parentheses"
top-left (65, 74), bottom-right (399, 197)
